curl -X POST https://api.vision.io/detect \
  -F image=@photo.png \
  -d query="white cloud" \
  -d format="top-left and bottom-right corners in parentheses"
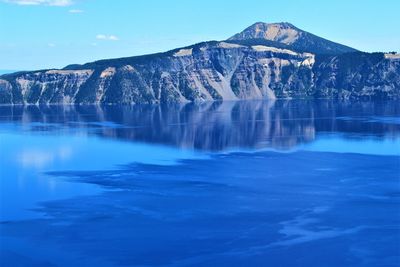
top-left (3, 0), bottom-right (73, 6)
top-left (108, 35), bottom-right (119, 41)
top-left (96, 34), bottom-right (119, 41)
top-left (48, 43), bottom-right (56, 47)
top-left (95, 34), bottom-right (107, 40)
top-left (68, 8), bottom-right (83, 13)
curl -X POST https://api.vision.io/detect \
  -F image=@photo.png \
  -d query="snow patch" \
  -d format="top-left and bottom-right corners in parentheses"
top-left (45, 70), bottom-right (93, 75)
top-left (218, 42), bottom-right (244, 49)
top-left (252, 45), bottom-right (298, 56)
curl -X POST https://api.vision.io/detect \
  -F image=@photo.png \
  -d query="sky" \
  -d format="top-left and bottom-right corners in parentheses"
top-left (1, 0), bottom-right (399, 71)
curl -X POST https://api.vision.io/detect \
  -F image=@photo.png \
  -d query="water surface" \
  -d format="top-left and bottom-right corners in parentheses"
top-left (0, 100), bottom-right (399, 266)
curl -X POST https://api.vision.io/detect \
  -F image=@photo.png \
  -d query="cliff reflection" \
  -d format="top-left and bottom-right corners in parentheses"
top-left (0, 100), bottom-right (399, 151)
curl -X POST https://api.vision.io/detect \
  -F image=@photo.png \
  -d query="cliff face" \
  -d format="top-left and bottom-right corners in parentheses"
top-left (0, 43), bottom-right (316, 104)
top-left (1, 23), bottom-right (399, 105)
top-left (0, 70), bottom-right (94, 104)
top-left (312, 53), bottom-right (400, 99)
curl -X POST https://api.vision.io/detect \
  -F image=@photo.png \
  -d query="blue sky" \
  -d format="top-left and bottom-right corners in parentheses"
top-left (1, 0), bottom-right (399, 70)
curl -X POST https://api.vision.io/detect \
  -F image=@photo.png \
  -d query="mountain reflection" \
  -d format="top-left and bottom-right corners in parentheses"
top-left (0, 100), bottom-right (399, 151)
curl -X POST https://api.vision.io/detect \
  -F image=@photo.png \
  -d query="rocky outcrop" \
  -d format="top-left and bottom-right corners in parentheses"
top-left (1, 23), bottom-right (399, 105)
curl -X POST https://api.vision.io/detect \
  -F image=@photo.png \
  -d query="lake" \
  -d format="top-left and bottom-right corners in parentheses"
top-left (0, 100), bottom-right (399, 266)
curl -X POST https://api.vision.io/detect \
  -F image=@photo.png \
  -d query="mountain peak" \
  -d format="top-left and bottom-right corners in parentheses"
top-left (252, 21), bottom-right (297, 29)
top-left (229, 22), bottom-right (301, 45)
top-left (228, 22), bottom-right (358, 54)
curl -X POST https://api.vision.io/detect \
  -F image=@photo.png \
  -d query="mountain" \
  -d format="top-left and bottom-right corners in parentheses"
top-left (0, 22), bottom-right (399, 105)
top-left (228, 22), bottom-right (358, 54)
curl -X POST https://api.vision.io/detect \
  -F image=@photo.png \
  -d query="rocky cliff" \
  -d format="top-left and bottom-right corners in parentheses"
top-left (1, 22), bottom-right (399, 104)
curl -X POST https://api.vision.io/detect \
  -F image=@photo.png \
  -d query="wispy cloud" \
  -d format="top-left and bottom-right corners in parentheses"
top-left (68, 8), bottom-right (83, 13)
top-left (48, 43), bottom-right (56, 47)
top-left (3, 0), bottom-right (73, 6)
top-left (96, 34), bottom-right (119, 41)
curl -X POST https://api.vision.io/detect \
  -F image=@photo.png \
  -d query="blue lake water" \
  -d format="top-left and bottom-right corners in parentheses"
top-left (0, 100), bottom-right (399, 266)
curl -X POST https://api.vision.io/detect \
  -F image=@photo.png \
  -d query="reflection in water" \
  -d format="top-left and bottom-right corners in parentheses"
top-left (0, 100), bottom-right (399, 151)
top-left (0, 100), bottom-right (400, 266)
